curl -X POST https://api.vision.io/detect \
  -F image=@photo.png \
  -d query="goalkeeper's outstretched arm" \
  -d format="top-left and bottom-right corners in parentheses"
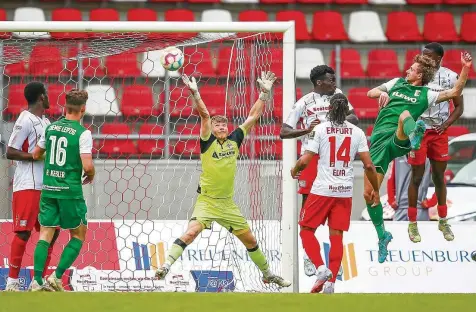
top-left (182, 74), bottom-right (211, 139)
top-left (241, 71), bottom-right (277, 133)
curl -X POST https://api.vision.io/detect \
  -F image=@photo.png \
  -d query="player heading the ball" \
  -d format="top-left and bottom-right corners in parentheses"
top-left (156, 71), bottom-right (291, 288)
top-left (29, 89), bottom-right (94, 291)
top-left (364, 51), bottom-right (472, 263)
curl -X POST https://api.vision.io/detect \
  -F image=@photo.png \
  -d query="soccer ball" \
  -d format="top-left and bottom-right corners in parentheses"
top-left (160, 47), bottom-right (184, 71)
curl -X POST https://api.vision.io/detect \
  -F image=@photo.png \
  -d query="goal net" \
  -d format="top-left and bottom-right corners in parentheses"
top-left (0, 22), bottom-right (297, 292)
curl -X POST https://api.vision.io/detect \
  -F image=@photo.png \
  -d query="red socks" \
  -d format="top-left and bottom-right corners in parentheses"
top-left (8, 235), bottom-right (28, 279)
top-left (408, 206), bottom-right (417, 222)
top-left (300, 229), bottom-right (324, 268)
top-left (438, 205), bottom-right (447, 218)
top-left (329, 235), bottom-right (344, 283)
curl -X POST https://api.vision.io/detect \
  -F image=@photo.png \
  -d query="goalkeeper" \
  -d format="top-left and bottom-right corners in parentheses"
top-left (156, 71), bottom-right (291, 288)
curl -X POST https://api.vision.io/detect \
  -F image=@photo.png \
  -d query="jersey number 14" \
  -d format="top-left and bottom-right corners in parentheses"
top-left (329, 136), bottom-right (351, 168)
top-left (49, 135), bottom-right (68, 166)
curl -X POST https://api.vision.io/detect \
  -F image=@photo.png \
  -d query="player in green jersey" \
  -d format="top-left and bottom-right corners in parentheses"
top-left (364, 52), bottom-right (472, 263)
top-left (29, 90), bottom-right (95, 291)
top-left (156, 71), bottom-right (291, 288)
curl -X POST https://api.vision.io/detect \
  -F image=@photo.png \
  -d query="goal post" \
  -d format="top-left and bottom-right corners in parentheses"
top-left (0, 21), bottom-right (298, 292)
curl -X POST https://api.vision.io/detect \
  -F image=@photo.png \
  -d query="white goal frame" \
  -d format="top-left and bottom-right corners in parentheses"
top-left (0, 21), bottom-right (298, 292)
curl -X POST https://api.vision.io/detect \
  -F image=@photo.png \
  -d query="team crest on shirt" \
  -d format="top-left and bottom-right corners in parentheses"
top-left (409, 151), bottom-right (415, 158)
top-left (414, 90), bottom-right (421, 96)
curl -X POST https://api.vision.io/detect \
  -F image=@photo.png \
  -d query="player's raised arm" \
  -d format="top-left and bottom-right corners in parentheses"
top-left (240, 71), bottom-right (277, 133)
top-left (182, 74), bottom-right (211, 140)
top-left (434, 52), bottom-right (472, 104)
top-left (367, 78), bottom-right (399, 108)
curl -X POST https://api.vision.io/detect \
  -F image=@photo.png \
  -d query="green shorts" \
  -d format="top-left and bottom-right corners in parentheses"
top-left (370, 132), bottom-right (411, 175)
top-left (39, 196), bottom-right (87, 230)
top-left (191, 194), bottom-right (249, 235)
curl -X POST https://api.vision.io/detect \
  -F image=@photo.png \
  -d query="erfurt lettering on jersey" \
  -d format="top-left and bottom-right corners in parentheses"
top-left (391, 91), bottom-right (417, 103)
top-left (333, 169), bottom-right (346, 177)
top-left (326, 127), bottom-right (353, 135)
top-left (49, 125), bottom-right (77, 135)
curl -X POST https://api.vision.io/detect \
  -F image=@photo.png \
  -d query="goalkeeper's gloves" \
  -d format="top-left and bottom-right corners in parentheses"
top-left (257, 71), bottom-right (277, 101)
top-left (182, 74), bottom-right (201, 101)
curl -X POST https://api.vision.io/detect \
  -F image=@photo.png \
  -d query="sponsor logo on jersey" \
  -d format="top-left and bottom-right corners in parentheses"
top-left (392, 91), bottom-right (417, 103)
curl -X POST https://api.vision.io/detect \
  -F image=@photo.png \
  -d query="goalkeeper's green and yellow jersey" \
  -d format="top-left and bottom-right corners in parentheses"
top-left (198, 126), bottom-right (247, 199)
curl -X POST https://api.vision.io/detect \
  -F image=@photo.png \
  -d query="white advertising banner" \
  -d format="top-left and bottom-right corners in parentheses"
top-left (69, 220), bottom-right (282, 292)
top-left (298, 221), bottom-right (476, 293)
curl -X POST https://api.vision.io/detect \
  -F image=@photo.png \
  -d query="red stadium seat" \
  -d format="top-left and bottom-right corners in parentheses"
top-left (138, 124), bottom-right (165, 156)
top-left (269, 48), bottom-right (283, 78)
top-left (216, 47), bottom-right (250, 78)
top-left (276, 11), bottom-right (311, 41)
top-left (335, 0), bottom-right (367, 3)
top-left (0, 9), bottom-right (11, 39)
top-left (171, 140), bottom-right (201, 157)
top-left (169, 86), bottom-right (194, 118)
top-left (423, 12), bottom-right (459, 42)
top-left (444, 0), bottom-right (476, 3)
top-left (105, 53), bottom-right (141, 77)
top-left (347, 88), bottom-right (379, 118)
top-left (47, 84), bottom-right (75, 116)
top-left (67, 47), bottom-right (105, 78)
top-left (312, 11), bottom-right (348, 41)
top-left (51, 8), bottom-right (87, 39)
top-left (261, 0), bottom-right (295, 3)
top-left (29, 46), bottom-right (65, 76)
top-left (330, 49), bottom-right (365, 79)
top-left (6, 84), bottom-right (27, 115)
top-left (297, 0), bottom-right (331, 3)
top-left (460, 13), bottom-right (476, 43)
top-left (386, 12), bottom-right (423, 42)
top-left (127, 8), bottom-right (158, 21)
top-left (407, 0), bottom-right (442, 3)
top-left (200, 86), bottom-right (226, 116)
top-left (101, 123), bottom-right (131, 135)
top-left (173, 123), bottom-right (201, 136)
top-left (273, 87), bottom-right (303, 119)
top-left (181, 47), bottom-right (217, 78)
top-left (164, 9), bottom-right (196, 40)
top-left (256, 140), bottom-right (283, 159)
top-left (89, 9), bottom-right (120, 38)
top-left (121, 86), bottom-right (160, 117)
top-left (3, 47), bottom-right (28, 76)
top-left (446, 126), bottom-right (470, 138)
top-left (367, 49), bottom-right (401, 79)
top-left (442, 49), bottom-right (476, 78)
top-left (238, 10), bottom-right (269, 22)
top-left (403, 49), bottom-right (421, 75)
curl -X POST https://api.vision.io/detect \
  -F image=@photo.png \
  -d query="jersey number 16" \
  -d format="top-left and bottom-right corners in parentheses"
top-left (49, 135), bottom-right (68, 167)
top-left (329, 136), bottom-right (351, 168)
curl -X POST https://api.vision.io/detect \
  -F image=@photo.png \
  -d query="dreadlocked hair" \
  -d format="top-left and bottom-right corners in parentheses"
top-left (327, 93), bottom-right (349, 126)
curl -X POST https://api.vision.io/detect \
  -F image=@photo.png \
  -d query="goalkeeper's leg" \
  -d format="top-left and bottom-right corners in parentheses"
top-left (235, 229), bottom-right (291, 288)
top-left (155, 220), bottom-right (204, 280)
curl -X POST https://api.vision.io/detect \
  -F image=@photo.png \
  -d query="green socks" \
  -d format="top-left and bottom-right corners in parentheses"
top-left (367, 203), bottom-right (386, 240)
top-left (403, 116), bottom-right (416, 137)
top-left (34, 240), bottom-right (50, 285)
top-left (248, 245), bottom-right (269, 273)
top-left (55, 238), bottom-right (83, 279)
top-left (166, 239), bottom-right (187, 266)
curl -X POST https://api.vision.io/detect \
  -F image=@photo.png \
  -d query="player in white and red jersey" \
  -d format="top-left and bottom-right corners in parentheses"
top-left (407, 43), bottom-right (464, 243)
top-left (291, 94), bottom-right (380, 294)
top-left (5, 82), bottom-right (59, 291)
top-left (280, 65), bottom-right (358, 207)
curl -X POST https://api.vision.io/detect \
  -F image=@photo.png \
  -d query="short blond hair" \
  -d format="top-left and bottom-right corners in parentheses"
top-left (211, 115), bottom-right (228, 125)
top-left (413, 54), bottom-right (437, 85)
top-left (65, 89), bottom-right (88, 113)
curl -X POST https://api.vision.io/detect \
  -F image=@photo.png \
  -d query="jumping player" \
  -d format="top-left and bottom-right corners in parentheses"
top-left (155, 72), bottom-right (291, 288)
top-left (29, 90), bottom-right (94, 291)
top-left (365, 52), bottom-right (472, 263)
top-left (407, 43), bottom-right (464, 242)
top-left (291, 93), bottom-right (380, 294)
top-left (5, 82), bottom-right (59, 291)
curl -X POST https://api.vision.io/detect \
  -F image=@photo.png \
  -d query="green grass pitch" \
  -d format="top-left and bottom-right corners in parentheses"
top-left (1, 293), bottom-right (475, 312)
